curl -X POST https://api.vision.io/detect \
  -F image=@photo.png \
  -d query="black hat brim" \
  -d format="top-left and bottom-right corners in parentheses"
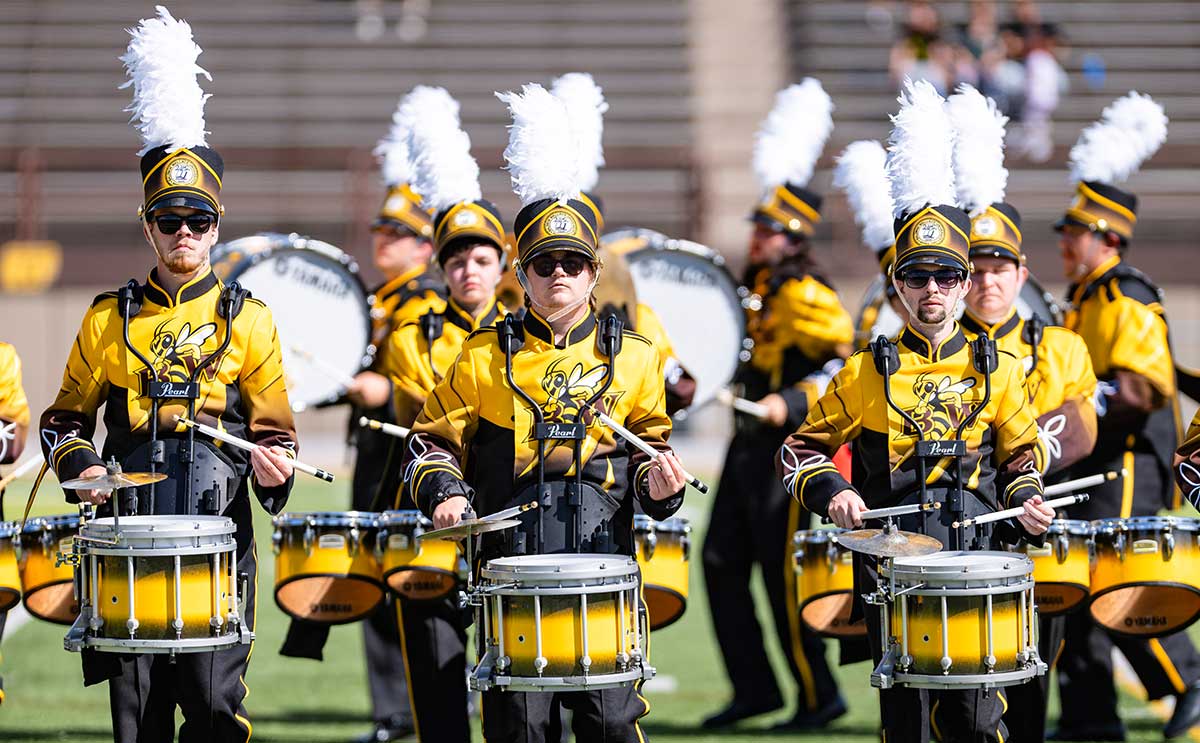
top-left (894, 254), bottom-right (969, 274)
top-left (146, 195), bottom-right (219, 216)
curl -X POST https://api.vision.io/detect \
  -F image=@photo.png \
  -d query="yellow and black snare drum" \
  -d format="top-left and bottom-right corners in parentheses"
top-left (1090, 517), bottom-right (1200, 638)
top-left (472, 554), bottom-right (653, 692)
top-left (793, 529), bottom-right (863, 637)
top-left (634, 515), bottom-right (690, 630)
top-left (1020, 519), bottom-right (1092, 617)
top-left (0, 522), bottom-right (20, 612)
top-left (378, 510), bottom-right (460, 601)
top-left (64, 515), bottom-right (249, 654)
top-left (19, 514), bottom-right (80, 624)
top-left (273, 512), bottom-right (384, 624)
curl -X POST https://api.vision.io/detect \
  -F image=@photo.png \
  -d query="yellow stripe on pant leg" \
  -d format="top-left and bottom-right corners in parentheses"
top-left (235, 543), bottom-right (259, 743)
top-left (1149, 638), bottom-right (1187, 694)
top-left (930, 698), bottom-right (943, 742)
top-left (783, 498), bottom-right (818, 710)
top-left (1120, 449), bottom-right (1135, 518)
top-left (395, 600), bottom-right (422, 740)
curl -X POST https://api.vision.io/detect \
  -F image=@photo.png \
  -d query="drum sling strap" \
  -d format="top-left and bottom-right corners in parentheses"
top-left (500, 314), bottom-right (623, 555)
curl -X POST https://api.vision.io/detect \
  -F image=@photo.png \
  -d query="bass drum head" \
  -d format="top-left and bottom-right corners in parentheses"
top-left (604, 229), bottom-right (746, 409)
top-left (212, 234), bottom-right (371, 411)
top-left (856, 272), bottom-right (1062, 343)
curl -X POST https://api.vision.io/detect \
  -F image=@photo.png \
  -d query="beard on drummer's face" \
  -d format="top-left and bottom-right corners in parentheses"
top-left (143, 207), bottom-right (217, 276)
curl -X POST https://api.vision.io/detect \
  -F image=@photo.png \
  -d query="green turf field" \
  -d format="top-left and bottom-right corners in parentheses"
top-left (0, 477), bottom-right (1193, 742)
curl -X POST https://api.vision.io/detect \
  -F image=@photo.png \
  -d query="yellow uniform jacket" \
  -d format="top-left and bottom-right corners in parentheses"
top-left (777, 324), bottom-right (1044, 519)
top-left (40, 268), bottom-right (297, 512)
top-left (369, 264), bottom-right (448, 359)
top-left (961, 310), bottom-right (1097, 476)
top-left (385, 297), bottom-right (504, 430)
top-left (0, 342), bottom-right (30, 464)
top-left (743, 261), bottom-right (854, 429)
top-left (401, 309), bottom-right (683, 557)
top-left (633, 302), bottom-right (695, 413)
top-left (1064, 255), bottom-right (1178, 513)
top-left (1175, 412), bottom-right (1200, 511)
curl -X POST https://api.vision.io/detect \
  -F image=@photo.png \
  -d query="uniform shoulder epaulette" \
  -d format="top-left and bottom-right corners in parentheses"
top-left (1111, 268), bottom-right (1163, 306)
top-left (91, 290), bottom-right (120, 308)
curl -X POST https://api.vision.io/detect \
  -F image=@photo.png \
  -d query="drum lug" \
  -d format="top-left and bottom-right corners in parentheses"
top-left (126, 617), bottom-right (140, 639)
top-left (1165, 532), bottom-right (1176, 561)
top-left (271, 529), bottom-right (282, 556)
top-left (374, 530), bottom-right (385, 561)
top-left (641, 530), bottom-right (657, 561)
top-left (303, 523), bottom-right (315, 556)
top-left (1115, 532), bottom-right (1126, 561)
top-left (349, 526), bottom-right (361, 557)
top-left (826, 541), bottom-right (839, 573)
top-left (1055, 534), bottom-right (1069, 564)
top-left (681, 533), bottom-right (690, 562)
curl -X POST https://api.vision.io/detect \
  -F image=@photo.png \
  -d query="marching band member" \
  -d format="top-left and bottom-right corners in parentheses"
top-left (1051, 93), bottom-right (1200, 742)
top-left (380, 86), bottom-right (508, 743)
top-left (0, 340), bottom-right (30, 704)
top-left (551, 72), bottom-right (697, 414)
top-left (38, 10), bottom-right (297, 741)
top-left (703, 79), bottom-right (852, 730)
top-left (832, 140), bottom-right (908, 348)
top-left (401, 83), bottom-right (686, 743)
top-left (777, 80), bottom-right (1054, 742)
top-left (944, 85), bottom-right (1098, 743)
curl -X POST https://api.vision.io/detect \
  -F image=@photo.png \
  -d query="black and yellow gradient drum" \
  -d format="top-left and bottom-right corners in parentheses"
top-left (1019, 519), bottom-right (1092, 616)
top-left (792, 529), bottom-right (864, 637)
top-left (19, 514), bottom-right (80, 624)
top-left (378, 510), bottom-right (459, 601)
top-left (0, 522), bottom-right (20, 612)
top-left (273, 512), bottom-right (384, 624)
top-left (94, 553), bottom-right (233, 641)
top-left (1090, 517), bottom-right (1200, 638)
top-left (634, 515), bottom-right (689, 631)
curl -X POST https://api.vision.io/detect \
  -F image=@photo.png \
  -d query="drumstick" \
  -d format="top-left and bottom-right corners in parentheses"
top-left (174, 415), bottom-right (335, 483)
top-left (589, 405), bottom-right (709, 494)
top-left (1042, 469), bottom-right (1125, 497)
top-left (953, 494), bottom-right (1090, 528)
top-left (0, 456), bottom-right (43, 490)
top-left (821, 501), bottom-right (940, 525)
top-left (715, 389), bottom-right (770, 420)
top-left (287, 344), bottom-right (357, 388)
top-left (359, 417), bottom-right (411, 439)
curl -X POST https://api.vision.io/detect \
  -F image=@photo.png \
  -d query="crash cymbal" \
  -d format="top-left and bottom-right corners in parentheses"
top-left (834, 528), bottom-right (942, 558)
top-left (59, 471), bottom-right (168, 491)
top-left (419, 518), bottom-right (522, 542)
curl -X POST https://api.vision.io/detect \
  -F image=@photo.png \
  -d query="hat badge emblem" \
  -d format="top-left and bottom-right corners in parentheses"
top-left (913, 217), bottom-right (946, 246)
top-left (384, 195), bottom-right (407, 213)
top-left (973, 215), bottom-right (998, 238)
top-left (453, 209), bottom-right (478, 227)
top-left (165, 157), bottom-right (199, 186)
top-left (545, 212), bottom-right (577, 236)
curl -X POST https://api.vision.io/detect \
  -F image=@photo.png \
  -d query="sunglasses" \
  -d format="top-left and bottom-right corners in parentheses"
top-left (899, 269), bottom-right (965, 290)
top-left (152, 213), bottom-right (216, 235)
top-left (529, 254), bottom-right (589, 278)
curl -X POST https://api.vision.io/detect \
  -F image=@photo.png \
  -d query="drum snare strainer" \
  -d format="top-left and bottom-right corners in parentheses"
top-left (471, 554), bottom-right (653, 692)
top-left (871, 551), bottom-right (1045, 690)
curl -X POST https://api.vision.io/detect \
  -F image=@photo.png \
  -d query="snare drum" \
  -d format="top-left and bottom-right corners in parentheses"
top-left (1019, 519), bottom-right (1092, 616)
top-left (378, 510), bottom-right (459, 600)
top-left (634, 515), bottom-right (690, 631)
top-left (472, 554), bottom-right (653, 692)
top-left (1090, 517), bottom-right (1200, 637)
top-left (0, 522), bottom-right (20, 612)
top-left (64, 515), bottom-right (248, 654)
top-left (272, 512), bottom-right (384, 624)
top-left (793, 529), bottom-right (863, 637)
top-left (19, 514), bottom-right (80, 624)
top-left (876, 551), bottom-right (1043, 689)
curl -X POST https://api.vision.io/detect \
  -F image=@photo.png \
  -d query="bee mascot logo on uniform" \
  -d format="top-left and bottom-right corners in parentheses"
top-left (904, 373), bottom-right (977, 440)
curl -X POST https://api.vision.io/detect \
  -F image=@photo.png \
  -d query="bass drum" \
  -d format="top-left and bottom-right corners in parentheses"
top-left (211, 233), bottom-right (372, 412)
top-left (855, 272), bottom-right (1062, 344)
top-left (602, 228), bottom-right (747, 409)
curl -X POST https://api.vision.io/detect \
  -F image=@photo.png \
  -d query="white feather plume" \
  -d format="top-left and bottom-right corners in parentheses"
top-left (551, 73), bottom-right (607, 192)
top-left (497, 83), bottom-right (581, 205)
top-left (833, 140), bottom-right (895, 252)
top-left (119, 5), bottom-right (211, 156)
top-left (886, 78), bottom-right (957, 218)
top-left (1069, 91), bottom-right (1168, 184)
top-left (753, 78), bottom-right (835, 191)
top-left (405, 87), bottom-right (479, 213)
top-left (946, 84), bottom-right (1009, 216)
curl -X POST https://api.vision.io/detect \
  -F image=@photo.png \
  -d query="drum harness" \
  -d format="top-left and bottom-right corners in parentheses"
top-left (117, 278), bottom-right (248, 517)
top-left (499, 313), bottom-right (623, 556)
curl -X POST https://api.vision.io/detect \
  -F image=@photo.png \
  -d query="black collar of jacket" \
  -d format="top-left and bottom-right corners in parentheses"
top-left (144, 268), bottom-right (219, 308)
top-left (1069, 258), bottom-right (1162, 307)
top-left (445, 296), bottom-right (500, 333)
top-left (523, 308), bottom-right (597, 349)
top-left (960, 309), bottom-right (1021, 341)
top-left (899, 323), bottom-right (967, 362)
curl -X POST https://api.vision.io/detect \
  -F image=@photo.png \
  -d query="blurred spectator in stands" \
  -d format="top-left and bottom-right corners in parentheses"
top-left (1013, 24), bottom-right (1068, 162)
top-left (889, 1), bottom-right (954, 94)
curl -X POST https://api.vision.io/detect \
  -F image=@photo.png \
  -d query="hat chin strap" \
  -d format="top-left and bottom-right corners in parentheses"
top-left (516, 263), bottom-right (599, 324)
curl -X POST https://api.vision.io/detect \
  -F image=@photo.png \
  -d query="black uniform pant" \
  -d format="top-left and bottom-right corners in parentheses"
top-left (1057, 450), bottom-right (1200, 730)
top-left (703, 428), bottom-right (840, 713)
top-left (106, 543), bottom-right (258, 743)
top-left (481, 685), bottom-right (649, 743)
top-left (1001, 613), bottom-right (1067, 743)
top-left (397, 595), bottom-right (470, 742)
